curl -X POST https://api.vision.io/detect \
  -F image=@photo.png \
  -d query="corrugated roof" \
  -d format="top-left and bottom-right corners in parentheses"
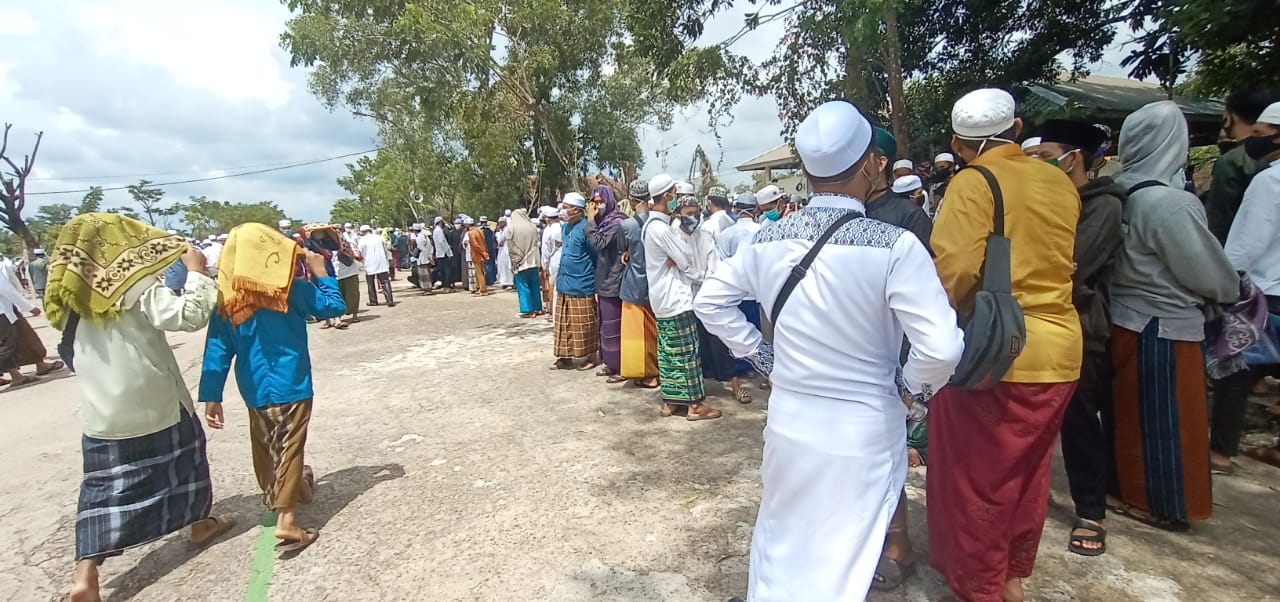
top-left (1022, 75), bottom-right (1223, 118)
top-left (735, 143), bottom-right (799, 171)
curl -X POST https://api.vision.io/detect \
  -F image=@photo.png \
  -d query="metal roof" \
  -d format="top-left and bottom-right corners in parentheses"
top-left (1020, 75), bottom-right (1224, 145)
top-left (735, 143), bottom-right (799, 172)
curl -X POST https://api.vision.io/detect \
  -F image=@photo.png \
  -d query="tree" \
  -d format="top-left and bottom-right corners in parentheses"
top-left (1122, 0), bottom-right (1280, 95)
top-left (176, 196), bottom-right (293, 240)
top-left (79, 186), bottom-right (104, 214)
top-left (123, 180), bottom-right (178, 228)
top-left (0, 123), bottom-right (44, 256)
top-left (28, 203), bottom-right (76, 250)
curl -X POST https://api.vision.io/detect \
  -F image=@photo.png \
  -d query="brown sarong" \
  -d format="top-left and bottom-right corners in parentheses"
top-left (553, 293), bottom-right (598, 359)
top-left (15, 316), bottom-right (47, 365)
top-left (249, 399), bottom-right (313, 510)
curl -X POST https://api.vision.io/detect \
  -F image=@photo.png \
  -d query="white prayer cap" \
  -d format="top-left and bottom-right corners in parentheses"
top-left (1258, 102), bottom-right (1280, 125)
top-left (165, 229), bottom-right (177, 235)
top-left (675, 181), bottom-right (695, 196)
top-left (732, 192), bottom-right (758, 208)
top-left (539, 206), bottom-right (557, 218)
top-left (479, 215), bottom-right (489, 222)
top-left (892, 159), bottom-right (915, 172)
top-left (795, 101), bottom-right (873, 179)
top-left (1020, 136), bottom-right (1042, 151)
top-left (206, 235), bottom-right (217, 241)
top-left (217, 233), bottom-right (228, 241)
top-left (934, 152), bottom-right (955, 165)
top-left (498, 216), bottom-right (508, 223)
top-left (891, 175), bottom-right (924, 194)
top-left (454, 216), bottom-right (464, 224)
top-left (33, 248), bottom-right (46, 255)
top-left (562, 192), bottom-right (586, 208)
top-left (647, 174), bottom-right (676, 199)
top-left (343, 222), bottom-right (353, 228)
top-left (464, 216), bottom-right (475, 225)
top-left (278, 219), bottom-right (292, 229)
top-left (951, 88), bottom-right (1016, 138)
top-left (504, 209), bottom-right (512, 217)
top-left (756, 184), bottom-right (784, 205)
top-left (360, 224), bottom-right (372, 232)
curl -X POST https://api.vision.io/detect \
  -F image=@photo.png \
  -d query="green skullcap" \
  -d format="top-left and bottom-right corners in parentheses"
top-left (873, 127), bottom-right (897, 162)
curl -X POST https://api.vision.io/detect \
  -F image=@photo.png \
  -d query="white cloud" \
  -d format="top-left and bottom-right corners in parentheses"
top-left (0, 10), bottom-right (38, 37)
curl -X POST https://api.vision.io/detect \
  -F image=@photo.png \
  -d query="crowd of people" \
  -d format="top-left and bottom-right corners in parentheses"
top-left (27, 84), bottom-right (1280, 602)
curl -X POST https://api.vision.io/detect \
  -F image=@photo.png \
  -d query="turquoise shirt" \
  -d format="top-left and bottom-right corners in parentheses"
top-left (556, 218), bottom-right (597, 296)
top-left (198, 277), bottom-right (346, 407)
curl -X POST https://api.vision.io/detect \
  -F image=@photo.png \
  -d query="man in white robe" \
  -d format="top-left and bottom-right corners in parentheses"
top-left (693, 100), bottom-right (965, 601)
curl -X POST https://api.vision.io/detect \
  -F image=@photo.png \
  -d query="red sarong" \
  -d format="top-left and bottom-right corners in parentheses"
top-left (926, 381), bottom-right (1077, 602)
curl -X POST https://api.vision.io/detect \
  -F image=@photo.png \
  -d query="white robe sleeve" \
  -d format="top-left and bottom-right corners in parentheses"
top-left (884, 234), bottom-right (965, 402)
top-left (693, 249), bottom-right (766, 370)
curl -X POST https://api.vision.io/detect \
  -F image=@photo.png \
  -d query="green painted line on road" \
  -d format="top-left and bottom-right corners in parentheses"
top-left (244, 511), bottom-right (278, 602)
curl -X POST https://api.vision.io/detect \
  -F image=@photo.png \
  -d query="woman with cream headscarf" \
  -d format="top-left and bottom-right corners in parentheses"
top-left (199, 223), bottom-right (346, 553)
top-left (45, 213), bottom-right (235, 602)
top-left (508, 208), bottom-right (544, 317)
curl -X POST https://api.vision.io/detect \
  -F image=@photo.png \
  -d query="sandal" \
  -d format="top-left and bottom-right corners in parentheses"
top-left (686, 404), bottom-right (723, 421)
top-left (6, 375), bottom-right (39, 390)
top-left (275, 528), bottom-right (320, 553)
top-left (1067, 518), bottom-right (1107, 557)
top-left (595, 367), bottom-right (615, 377)
top-left (36, 360), bottom-right (65, 376)
top-left (549, 359), bottom-right (575, 371)
top-left (577, 361), bottom-right (601, 372)
top-left (733, 388), bottom-right (752, 404)
top-left (190, 516), bottom-right (237, 548)
top-left (1107, 502), bottom-right (1190, 532)
top-left (334, 321), bottom-right (349, 330)
top-left (1244, 446), bottom-right (1280, 469)
top-left (606, 375), bottom-right (628, 384)
top-left (871, 555), bottom-right (917, 591)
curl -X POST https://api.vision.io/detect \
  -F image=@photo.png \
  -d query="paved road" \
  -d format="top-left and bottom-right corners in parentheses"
top-left (3, 281), bottom-right (1279, 601)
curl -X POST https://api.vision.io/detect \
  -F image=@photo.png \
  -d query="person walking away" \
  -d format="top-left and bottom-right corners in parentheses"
top-left (645, 175), bottom-right (722, 420)
top-left (1224, 102), bottom-right (1280, 468)
top-left (928, 88), bottom-right (1084, 602)
top-left (1205, 90), bottom-right (1280, 473)
top-left (393, 228), bottom-right (411, 271)
top-left (541, 206), bottom-right (564, 320)
top-left (201, 235), bottom-right (223, 278)
top-left (551, 193), bottom-right (601, 371)
top-left (864, 136), bottom-right (934, 255)
top-left (29, 248), bottom-right (48, 298)
top-left (585, 185), bottom-right (628, 381)
top-left (495, 216), bottom-right (514, 289)
top-left (357, 225), bottom-right (394, 307)
top-left (507, 209), bottom-right (544, 317)
top-left (431, 217), bottom-right (454, 292)
top-left (480, 217), bottom-right (499, 287)
top-left (301, 223), bottom-right (343, 329)
top-left (1106, 101), bottom-right (1242, 531)
top-left (466, 217), bottom-right (490, 296)
top-left (0, 260), bottom-right (64, 386)
top-left (696, 101), bottom-right (963, 601)
top-left (619, 179), bottom-right (661, 389)
top-left (45, 214), bottom-right (235, 602)
top-left (199, 223), bottom-right (346, 553)
top-left (1030, 120), bottom-right (1125, 555)
top-left (305, 223), bottom-right (361, 328)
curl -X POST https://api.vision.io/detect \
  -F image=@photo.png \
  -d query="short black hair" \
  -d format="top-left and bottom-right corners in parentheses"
top-left (708, 196), bottom-right (730, 211)
top-left (1225, 89), bottom-right (1280, 124)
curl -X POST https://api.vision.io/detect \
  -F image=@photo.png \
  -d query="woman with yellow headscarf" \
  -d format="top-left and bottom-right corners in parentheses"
top-left (198, 222), bottom-right (346, 552)
top-left (46, 213), bottom-right (236, 602)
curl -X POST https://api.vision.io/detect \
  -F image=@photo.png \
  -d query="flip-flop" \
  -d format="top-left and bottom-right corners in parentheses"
top-left (595, 367), bottom-right (614, 377)
top-left (871, 556), bottom-right (917, 591)
top-left (6, 376), bottom-right (40, 390)
top-left (36, 360), bottom-right (65, 376)
top-left (1067, 518), bottom-right (1107, 557)
top-left (190, 516), bottom-right (237, 548)
top-left (334, 322), bottom-right (349, 330)
top-left (275, 528), bottom-right (320, 553)
top-left (686, 406), bottom-right (723, 421)
top-left (606, 375), bottom-right (628, 384)
top-left (734, 388), bottom-right (753, 404)
top-left (1107, 502), bottom-right (1190, 532)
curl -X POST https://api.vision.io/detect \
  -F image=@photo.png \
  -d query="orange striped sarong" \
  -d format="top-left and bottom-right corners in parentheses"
top-left (620, 301), bottom-right (658, 379)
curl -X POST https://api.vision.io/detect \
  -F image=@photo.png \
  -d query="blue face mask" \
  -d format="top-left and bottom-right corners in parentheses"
top-left (679, 214), bottom-right (702, 232)
top-left (759, 208), bottom-right (781, 223)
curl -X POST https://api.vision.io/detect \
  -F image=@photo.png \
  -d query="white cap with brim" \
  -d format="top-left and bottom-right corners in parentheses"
top-left (892, 159), bottom-right (914, 172)
top-left (1258, 102), bottom-right (1280, 126)
top-left (562, 193), bottom-right (586, 208)
top-left (795, 101), bottom-right (873, 179)
top-left (934, 153), bottom-right (955, 165)
top-left (647, 174), bottom-right (676, 199)
top-left (951, 88), bottom-right (1017, 139)
top-left (1020, 137), bottom-right (1042, 151)
top-left (756, 184), bottom-right (784, 205)
top-left (891, 175), bottom-right (924, 194)
top-left (539, 206), bottom-right (558, 218)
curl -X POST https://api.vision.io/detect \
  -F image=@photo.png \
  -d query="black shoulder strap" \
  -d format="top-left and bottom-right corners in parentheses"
top-left (769, 211), bottom-right (863, 326)
top-left (972, 166), bottom-right (1004, 237)
top-left (1128, 180), bottom-right (1166, 195)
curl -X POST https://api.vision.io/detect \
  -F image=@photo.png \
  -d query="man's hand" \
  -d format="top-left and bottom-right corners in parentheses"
top-left (304, 250), bottom-right (328, 277)
top-left (30, 307), bottom-right (42, 317)
top-left (665, 258), bottom-right (676, 268)
top-left (620, 251), bottom-right (629, 266)
top-left (586, 201), bottom-right (600, 220)
top-left (204, 402), bottom-right (224, 429)
top-left (181, 245), bottom-right (207, 274)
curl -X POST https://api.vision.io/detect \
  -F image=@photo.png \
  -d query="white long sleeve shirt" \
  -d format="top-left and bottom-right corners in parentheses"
top-left (541, 221), bottom-right (563, 272)
top-left (77, 272), bottom-right (217, 439)
top-left (432, 225), bottom-right (452, 259)
top-left (643, 213), bottom-right (701, 319)
top-left (717, 218), bottom-right (762, 259)
top-left (0, 265), bottom-right (34, 322)
top-left (358, 233), bottom-right (390, 275)
top-left (693, 195), bottom-right (964, 450)
top-left (1225, 159), bottom-right (1280, 295)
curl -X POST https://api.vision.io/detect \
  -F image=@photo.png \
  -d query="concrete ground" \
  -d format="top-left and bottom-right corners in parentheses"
top-left (2, 280), bottom-right (1279, 602)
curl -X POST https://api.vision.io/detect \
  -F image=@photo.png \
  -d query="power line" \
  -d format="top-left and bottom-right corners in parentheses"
top-left (28, 148), bottom-right (382, 196)
top-left (27, 153), bottom-right (371, 182)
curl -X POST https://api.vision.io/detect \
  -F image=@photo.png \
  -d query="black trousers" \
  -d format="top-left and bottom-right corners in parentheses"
top-left (1060, 343), bottom-right (1116, 521)
top-left (1210, 369), bottom-right (1251, 457)
top-left (366, 272), bottom-right (393, 305)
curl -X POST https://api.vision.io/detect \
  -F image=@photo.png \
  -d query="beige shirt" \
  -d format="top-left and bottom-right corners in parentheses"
top-left (75, 272), bottom-right (217, 439)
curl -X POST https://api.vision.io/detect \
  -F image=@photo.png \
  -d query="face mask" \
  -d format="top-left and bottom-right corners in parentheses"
top-left (1244, 135), bottom-right (1280, 160)
top-left (932, 167), bottom-right (951, 180)
top-left (667, 198), bottom-right (681, 213)
top-left (1045, 150), bottom-right (1076, 174)
top-left (679, 214), bottom-right (702, 232)
top-left (1217, 138), bottom-right (1240, 154)
top-left (557, 209), bottom-right (569, 221)
top-left (759, 209), bottom-right (781, 223)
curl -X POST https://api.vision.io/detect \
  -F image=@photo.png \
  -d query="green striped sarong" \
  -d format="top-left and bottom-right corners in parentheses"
top-left (656, 311), bottom-right (704, 404)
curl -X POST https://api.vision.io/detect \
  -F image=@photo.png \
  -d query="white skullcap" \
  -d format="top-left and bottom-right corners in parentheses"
top-left (934, 153), bottom-right (955, 165)
top-left (433, 216), bottom-right (444, 224)
top-left (951, 88), bottom-right (1016, 138)
top-left (463, 217), bottom-right (475, 225)
top-left (479, 215), bottom-right (489, 222)
top-left (539, 206), bottom-right (557, 218)
top-left (207, 235), bottom-right (217, 241)
top-left (755, 184), bottom-right (784, 205)
top-left (675, 181), bottom-right (695, 196)
top-left (891, 175), bottom-right (924, 194)
top-left (343, 222), bottom-right (352, 228)
top-left (278, 219), bottom-right (292, 229)
top-left (647, 174), bottom-right (676, 199)
top-left (1258, 102), bottom-right (1280, 125)
top-left (498, 216), bottom-right (508, 223)
top-left (504, 209), bottom-right (512, 217)
top-left (1020, 137), bottom-right (1042, 151)
top-left (217, 233), bottom-right (228, 241)
top-left (360, 224), bottom-right (372, 232)
top-left (892, 159), bottom-right (914, 172)
top-left (795, 101), bottom-right (873, 179)
top-left (562, 192), bottom-right (586, 208)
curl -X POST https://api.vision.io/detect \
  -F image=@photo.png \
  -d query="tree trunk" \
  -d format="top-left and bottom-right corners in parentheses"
top-left (9, 217), bottom-right (39, 258)
top-left (883, 5), bottom-right (911, 158)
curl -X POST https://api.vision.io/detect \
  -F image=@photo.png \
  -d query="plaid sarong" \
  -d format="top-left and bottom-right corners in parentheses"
top-left (76, 410), bottom-right (212, 560)
top-left (657, 311), bottom-right (704, 404)
top-left (554, 293), bottom-right (599, 359)
top-left (250, 399), bottom-right (313, 510)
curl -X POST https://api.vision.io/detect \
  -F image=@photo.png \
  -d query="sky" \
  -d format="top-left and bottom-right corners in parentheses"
top-left (1, 1), bottom-right (1140, 223)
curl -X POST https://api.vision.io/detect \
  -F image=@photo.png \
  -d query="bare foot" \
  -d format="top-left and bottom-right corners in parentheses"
top-left (1003, 577), bottom-right (1025, 602)
top-left (189, 516), bottom-right (235, 547)
top-left (907, 448), bottom-right (924, 468)
top-left (70, 560), bottom-right (101, 602)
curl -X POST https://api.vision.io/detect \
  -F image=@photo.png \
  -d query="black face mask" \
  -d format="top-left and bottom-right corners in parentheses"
top-left (932, 168), bottom-right (952, 180)
top-left (1217, 138), bottom-right (1240, 154)
top-left (1243, 135), bottom-right (1280, 160)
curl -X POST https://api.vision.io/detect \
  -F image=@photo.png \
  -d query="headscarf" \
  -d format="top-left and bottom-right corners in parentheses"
top-left (507, 208), bottom-right (541, 272)
top-left (216, 222), bottom-right (302, 325)
top-left (44, 212), bottom-right (187, 328)
top-left (591, 185), bottom-right (625, 236)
